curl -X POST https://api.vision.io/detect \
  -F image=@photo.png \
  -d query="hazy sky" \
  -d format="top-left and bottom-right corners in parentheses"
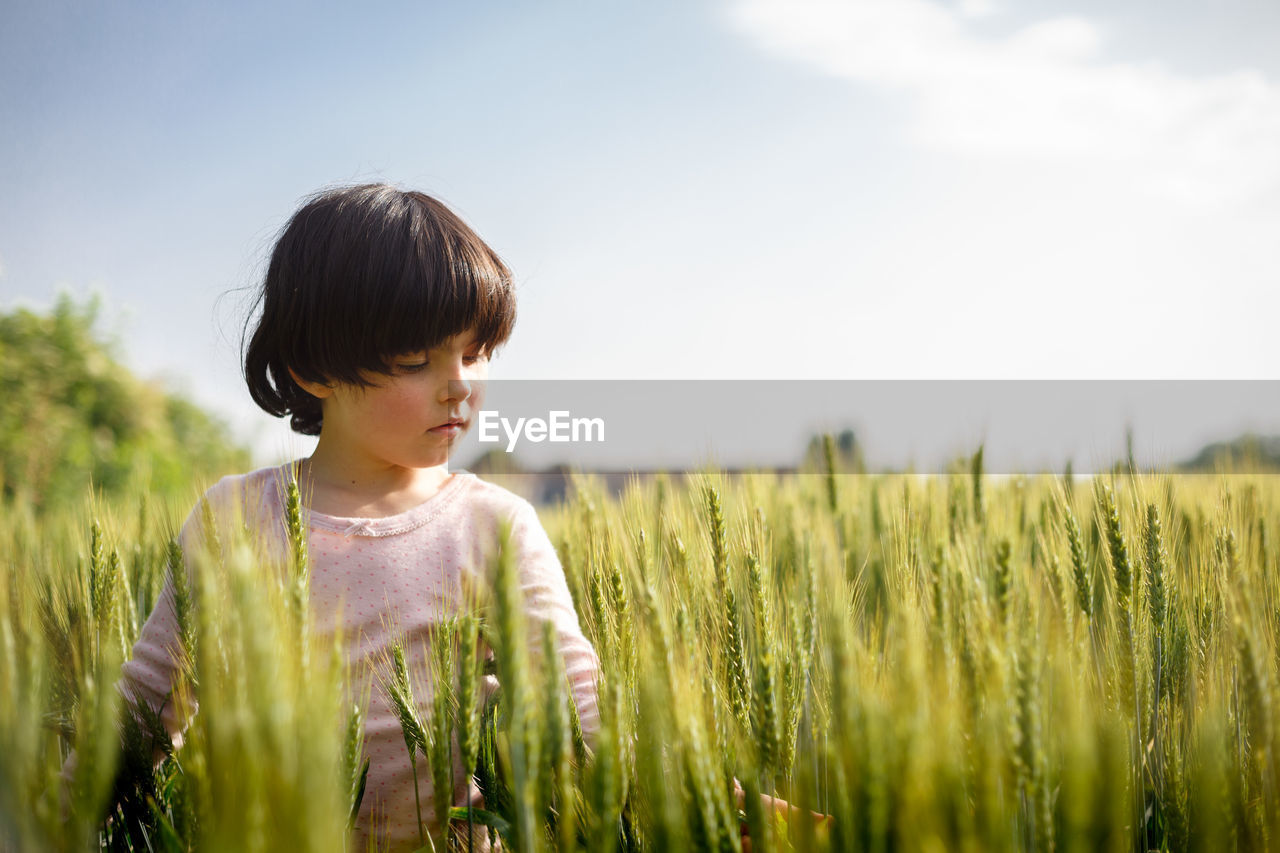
top-left (3, 0), bottom-right (1278, 467)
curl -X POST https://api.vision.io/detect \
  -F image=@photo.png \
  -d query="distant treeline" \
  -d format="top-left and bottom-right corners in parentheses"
top-left (0, 294), bottom-right (249, 511)
top-left (1178, 433), bottom-right (1280, 472)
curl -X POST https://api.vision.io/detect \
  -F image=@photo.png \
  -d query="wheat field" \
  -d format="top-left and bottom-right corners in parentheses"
top-left (2, 446), bottom-right (1278, 852)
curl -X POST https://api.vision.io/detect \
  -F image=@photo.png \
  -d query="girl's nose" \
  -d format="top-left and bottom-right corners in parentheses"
top-left (438, 347), bottom-right (486, 404)
top-left (441, 377), bottom-right (472, 403)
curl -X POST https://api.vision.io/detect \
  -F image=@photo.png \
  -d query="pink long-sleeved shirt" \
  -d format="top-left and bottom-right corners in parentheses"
top-left (74, 462), bottom-right (601, 852)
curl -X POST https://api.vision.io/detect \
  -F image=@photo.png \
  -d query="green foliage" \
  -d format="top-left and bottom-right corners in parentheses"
top-left (0, 294), bottom-right (249, 511)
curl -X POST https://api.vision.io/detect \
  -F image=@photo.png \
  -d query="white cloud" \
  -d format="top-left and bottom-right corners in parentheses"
top-left (956, 0), bottom-right (997, 20)
top-left (728, 0), bottom-right (1280, 207)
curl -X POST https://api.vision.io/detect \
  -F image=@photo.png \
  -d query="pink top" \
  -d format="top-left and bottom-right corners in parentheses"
top-left (84, 463), bottom-right (602, 852)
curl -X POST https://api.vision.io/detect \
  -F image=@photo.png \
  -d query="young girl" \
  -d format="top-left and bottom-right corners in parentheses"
top-left (63, 184), bottom-right (603, 852)
top-left (61, 183), bottom-right (819, 851)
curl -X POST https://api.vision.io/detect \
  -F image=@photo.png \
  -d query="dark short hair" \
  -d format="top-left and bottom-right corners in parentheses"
top-left (243, 184), bottom-right (516, 435)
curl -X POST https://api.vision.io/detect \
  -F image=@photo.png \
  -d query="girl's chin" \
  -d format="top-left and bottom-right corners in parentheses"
top-left (415, 451), bottom-right (454, 469)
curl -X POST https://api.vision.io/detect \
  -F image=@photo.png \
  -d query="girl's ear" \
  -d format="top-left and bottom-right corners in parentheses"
top-left (288, 367), bottom-right (334, 400)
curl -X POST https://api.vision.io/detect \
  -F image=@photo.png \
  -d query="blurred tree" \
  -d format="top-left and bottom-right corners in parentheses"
top-left (0, 294), bottom-right (249, 511)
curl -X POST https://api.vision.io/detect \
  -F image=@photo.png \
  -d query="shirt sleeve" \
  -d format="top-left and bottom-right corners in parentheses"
top-left (61, 471), bottom-right (249, 783)
top-left (60, 476), bottom-right (240, 786)
top-left (505, 498), bottom-right (602, 748)
top-left (114, 499), bottom-right (205, 762)
top-left (113, 479), bottom-right (236, 758)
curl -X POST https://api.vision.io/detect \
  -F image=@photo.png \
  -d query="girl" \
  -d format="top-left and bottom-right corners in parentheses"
top-left (64, 184), bottom-right (604, 852)
top-left (61, 183), bottom-right (819, 851)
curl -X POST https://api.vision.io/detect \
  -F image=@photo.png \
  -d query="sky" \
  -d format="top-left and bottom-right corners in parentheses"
top-left (2, 0), bottom-right (1278, 469)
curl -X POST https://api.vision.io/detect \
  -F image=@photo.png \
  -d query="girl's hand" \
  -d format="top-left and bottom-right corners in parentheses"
top-left (732, 777), bottom-right (833, 851)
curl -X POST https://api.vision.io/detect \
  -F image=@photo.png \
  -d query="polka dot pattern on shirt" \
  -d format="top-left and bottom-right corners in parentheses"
top-left (111, 462), bottom-right (602, 853)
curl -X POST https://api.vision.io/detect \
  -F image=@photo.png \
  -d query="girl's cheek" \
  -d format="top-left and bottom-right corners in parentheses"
top-left (376, 396), bottom-right (413, 420)
top-left (386, 385), bottom-right (431, 417)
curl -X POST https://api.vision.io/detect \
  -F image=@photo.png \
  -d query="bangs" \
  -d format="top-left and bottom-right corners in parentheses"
top-left (368, 192), bottom-right (516, 369)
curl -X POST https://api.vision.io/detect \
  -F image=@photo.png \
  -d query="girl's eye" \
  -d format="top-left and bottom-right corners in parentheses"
top-left (396, 354), bottom-right (484, 371)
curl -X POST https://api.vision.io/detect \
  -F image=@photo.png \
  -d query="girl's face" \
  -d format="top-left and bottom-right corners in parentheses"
top-left (313, 328), bottom-right (489, 473)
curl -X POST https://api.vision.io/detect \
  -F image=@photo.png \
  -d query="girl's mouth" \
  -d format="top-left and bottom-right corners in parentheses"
top-left (430, 418), bottom-right (467, 436)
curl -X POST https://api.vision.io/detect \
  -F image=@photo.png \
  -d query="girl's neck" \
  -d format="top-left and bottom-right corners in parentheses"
top-left (294, 452), bottom-right (453, 518)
